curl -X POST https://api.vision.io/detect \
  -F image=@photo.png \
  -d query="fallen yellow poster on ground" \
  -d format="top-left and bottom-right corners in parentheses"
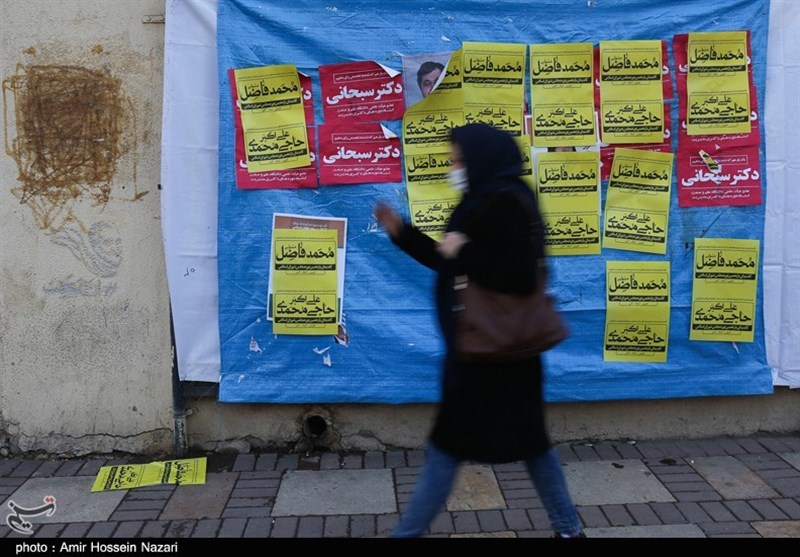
top-left (91, 458), bottom-right (207, 492)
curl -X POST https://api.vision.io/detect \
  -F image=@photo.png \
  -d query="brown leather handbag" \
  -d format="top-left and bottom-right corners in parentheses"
top-left (453, 271), bottom-right (569, 363)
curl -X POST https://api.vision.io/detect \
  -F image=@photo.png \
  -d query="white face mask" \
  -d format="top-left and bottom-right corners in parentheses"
top-left (448, 167), bottom-right (469, 193)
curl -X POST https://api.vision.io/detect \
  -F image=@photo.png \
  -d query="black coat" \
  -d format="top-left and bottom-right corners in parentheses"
top-left (393, 123), bottom-right (551, 463)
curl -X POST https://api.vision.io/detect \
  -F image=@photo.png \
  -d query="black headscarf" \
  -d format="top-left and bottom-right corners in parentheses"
top-left (446, 123), bottom-right (533, 233)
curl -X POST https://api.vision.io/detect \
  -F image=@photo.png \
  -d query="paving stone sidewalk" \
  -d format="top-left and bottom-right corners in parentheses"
top-left (1, 434), bottom-right (798, 538)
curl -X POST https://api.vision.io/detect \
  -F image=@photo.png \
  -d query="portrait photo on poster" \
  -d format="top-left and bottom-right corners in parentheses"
top-left (401, 52), bottom-right (452, 108)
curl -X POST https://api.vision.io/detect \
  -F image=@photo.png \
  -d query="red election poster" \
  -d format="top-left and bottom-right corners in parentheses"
top-left (673, 33), bottom-right (762, 207)
top-left (228, 69), bottom-right (318, 189)
top-left (676, 146), bottom-right (761, 207)
top-left (319, 61), bottom-right (405, 123)
top-left (317, 123), bottom-right (402, 185)
top-left (299, 72), bottom-right (315, 127)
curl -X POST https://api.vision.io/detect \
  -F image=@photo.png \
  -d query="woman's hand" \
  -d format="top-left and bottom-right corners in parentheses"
top-left (436, 231), bottom-right (468, 259)
top-left (373, 201), bottom-right (403, 240)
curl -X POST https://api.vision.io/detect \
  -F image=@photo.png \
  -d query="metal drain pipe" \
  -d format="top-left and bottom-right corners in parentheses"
top-left (170, 309), bottom-right (188, 457)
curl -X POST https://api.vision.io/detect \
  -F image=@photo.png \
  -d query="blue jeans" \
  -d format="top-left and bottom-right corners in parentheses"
top-left (392, 442), bottom-right (582, 537)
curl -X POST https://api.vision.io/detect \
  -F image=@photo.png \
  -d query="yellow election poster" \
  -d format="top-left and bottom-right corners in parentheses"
top-left (536, 151), bottom-right (601, 256)
top-left (691, 238), bottom-right (759, 342)
top-left (402, 107), bottom-right (463, 156)
top-left (91, 458), bottom-right (207, 492)
top-left (431, 48), bottom-right (463, 101)
top-left (272, 228), bottom-right (339, 335)
top-left (516, 135), bottom-right (536, 191)
top-left (687, 31), bottom-right (750, 136)
top-left (599, 40), bottom-right (664, 144)
top-left (405, 151), bottom-right (460, 240)
top-left (603, 148), bottom-right (674, 255)
top-left (604, 261), bottom-right (670, 363)
top-left (462, 42), bottom-right (526, 137)
top-left (402, 50), bottom-right (464, 157)
top-left (529, 42), bottom-right (596, 148)
top-left (233, 64), bottom-right (310, 172)
top-left (267, 214), bottom-right (347, 327)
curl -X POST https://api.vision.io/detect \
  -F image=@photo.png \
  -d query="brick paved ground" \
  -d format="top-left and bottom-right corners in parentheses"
top-left (0, 434), bottom-right (797, 538)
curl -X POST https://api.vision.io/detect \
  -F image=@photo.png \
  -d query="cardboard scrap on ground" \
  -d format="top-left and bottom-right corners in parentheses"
top-left (91, 457), bottom-right (207, 492)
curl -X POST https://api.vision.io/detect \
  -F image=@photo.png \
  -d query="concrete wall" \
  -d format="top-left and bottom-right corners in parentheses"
top-left (1, 1), bottom-right (797, 458)
top-left (187, 388), bottom-right (799, 453)
top-left (0, 0), bottom-right (173, 456)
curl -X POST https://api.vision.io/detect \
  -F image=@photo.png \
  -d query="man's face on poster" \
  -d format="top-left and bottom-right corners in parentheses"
top-left (419, 66), bottom-right (443, 98)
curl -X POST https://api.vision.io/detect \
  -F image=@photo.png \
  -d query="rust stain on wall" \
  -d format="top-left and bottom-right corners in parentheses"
top-left (3, 64), bottom-right (143, 232)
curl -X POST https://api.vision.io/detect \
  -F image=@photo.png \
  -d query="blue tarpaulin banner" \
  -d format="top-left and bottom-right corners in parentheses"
top-left (216, 0), bottom-right (773, 403)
